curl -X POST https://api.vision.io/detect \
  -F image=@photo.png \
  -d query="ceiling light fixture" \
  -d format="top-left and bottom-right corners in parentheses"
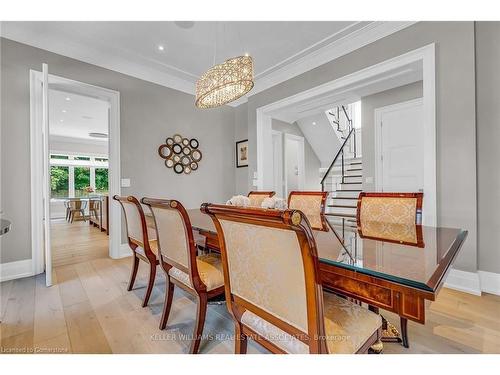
top-left (62, 109), bottom-right (67, 113)
top-left (65, 97), bottom-right (71, 101)
top-left (157, 45), bottom-right (165, 51)
top-left (195, 23), bottom-right (254, 109)
top-left (88, 132), bottom-right (108, 139)
top-left (312, 122), bottom-right (317, 125)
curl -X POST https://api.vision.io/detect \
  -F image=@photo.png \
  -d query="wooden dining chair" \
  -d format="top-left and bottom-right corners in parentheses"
top-left (287, 191), bottom-right (328, 230)
top-left (68, 199), bottom-right (88, 223)
top-left (356, 192), bottom-right (423, 348)
top-left (88, 198), bottom-right (100, 223)
top-left (201, 204), bottom-right (382, 354)
top-left (113, 195), bottom-right (159, 307)
top-left (247, 191), bottom-right (275, 207)
top-left (142, 198), bottom-right (225, 354)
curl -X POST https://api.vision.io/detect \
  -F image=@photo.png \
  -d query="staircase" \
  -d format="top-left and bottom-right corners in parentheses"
top-left (321, 104), bottom-right (362, 227)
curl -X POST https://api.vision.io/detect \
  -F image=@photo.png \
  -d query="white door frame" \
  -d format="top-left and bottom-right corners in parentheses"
top-left (29, 70), bottom-right (122, 276)
top-left (374, 97), bottom-right (434, 225)
top-left (283, 133), bottom-right (305, 196)
top-left (256, 43), bottom-right (436, 225)
top-left (271, 130), bottom-right (284, 198)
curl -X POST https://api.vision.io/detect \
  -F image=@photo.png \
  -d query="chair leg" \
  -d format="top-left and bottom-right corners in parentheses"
top-left (127, 255), bottom-right (139, 291)
top-left (80, 209), bottom-right (86, 222)
top-left (142, 262), bottom-right (156, 307)
top-left (190, 292), bottom-right (208, 354)
top-left (401, 317), bottom-right (409, 348)
top-left (234, 322), bottom-right (248, 354)
top-left (159, 276), bottom-right (175, 330)
top-left (70, 211), bottom-right (74, 223)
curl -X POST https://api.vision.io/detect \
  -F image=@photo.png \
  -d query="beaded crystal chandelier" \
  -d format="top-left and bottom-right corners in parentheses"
top-left (195, 55), bottom-right (254, 109)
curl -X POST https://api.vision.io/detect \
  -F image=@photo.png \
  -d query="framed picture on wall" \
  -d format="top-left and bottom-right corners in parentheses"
top-left (236, 139), bottom-right (249, 168)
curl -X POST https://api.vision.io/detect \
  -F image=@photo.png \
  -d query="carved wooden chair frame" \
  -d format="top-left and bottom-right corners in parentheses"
top-left (202, 203), bottom-right (332, 354)
top-left (142, 197), bottom-right (225, 354)
top-left (113, 195), bottom-right (159, 307)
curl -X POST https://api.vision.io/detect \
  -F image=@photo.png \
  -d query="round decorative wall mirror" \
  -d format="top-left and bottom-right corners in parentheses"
top-left (158, 134), bottom-right (202, 174)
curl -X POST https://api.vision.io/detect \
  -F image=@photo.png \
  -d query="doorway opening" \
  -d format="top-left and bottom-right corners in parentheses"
top-left (30, 69), bottom-right (121, 285)
top-left (256, 44), bottom-right (436, 225)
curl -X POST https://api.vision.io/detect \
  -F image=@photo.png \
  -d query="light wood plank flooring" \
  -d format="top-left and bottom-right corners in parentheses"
top-left (51, 219), bottom-right (109, 268)
top-left (1, 255), bottom-right (499, 354)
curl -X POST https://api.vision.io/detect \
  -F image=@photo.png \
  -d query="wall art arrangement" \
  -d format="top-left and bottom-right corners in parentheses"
top-left (158, 134), bottom-right (202, 174)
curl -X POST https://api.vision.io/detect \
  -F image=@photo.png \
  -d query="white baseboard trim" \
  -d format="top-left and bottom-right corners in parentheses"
top-left (444, 269), bottom-right (482, 296)
top-left (115, 243), bottom-right (133, 259)
top-left (478, 270), bottom-right (500, 296)
top-left (445, 269), bottom-right (500, 296)
top-left (0, 259), bottom-right (34, 282)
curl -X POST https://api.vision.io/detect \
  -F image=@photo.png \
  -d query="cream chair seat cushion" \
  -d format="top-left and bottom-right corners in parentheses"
top-left (132, 239), bottom-right (159, 258)
top-left (241, 292), bottom-right (381, 354)
top-left (168, 253), bottom-right (224, 291)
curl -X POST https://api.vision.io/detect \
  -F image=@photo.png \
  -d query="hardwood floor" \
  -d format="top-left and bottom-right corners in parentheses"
top-left (1, 253), bottom-right (499, 354)
top-left (51, 219), bottom-right (109, 268)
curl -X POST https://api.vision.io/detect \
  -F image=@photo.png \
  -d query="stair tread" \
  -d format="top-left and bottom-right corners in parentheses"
top-left (347, 168), bottom-right (362, 171)
top-left (325, 213), bottom-right (357, 218)
top-left (344, 175), bottom-right (362, 178)
top-left (340, 182), bottom-right (362, 185)
top-left (328, 205), bottom-right (357, 208)
top-left (327, 196), bottom-right (359, 200)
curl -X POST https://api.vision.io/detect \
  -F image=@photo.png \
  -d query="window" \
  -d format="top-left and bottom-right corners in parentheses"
top-left (50, 166), bottom-right (69, 198)
top-left (51, 154), bottom-right (69, 160)
top-left (95, 157), bottom-right (108, 162)
top-left (74, 167), bottom-right (91, 197)
top-left (95, 168), bottom-right (109, 194)
top-left (74, 156), bottom-right (90, 161)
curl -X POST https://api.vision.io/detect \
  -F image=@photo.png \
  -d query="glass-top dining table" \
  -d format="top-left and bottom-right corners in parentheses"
top-left (145, 208), bottom-right (468, 349)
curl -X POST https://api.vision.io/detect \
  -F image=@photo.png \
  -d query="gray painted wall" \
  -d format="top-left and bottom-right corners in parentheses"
top-left (234, 102), bottom-right (250, 195)
top-left (0, 37), bottom-right (236, 264)
top-left (476, 22), bottom-right (500, 274)
top-left (271, 119), bottom-right (321, 193)
top-left (242, 22), bottom-right (478, 272)
top-left (361, 81), bottom-right (423, 191)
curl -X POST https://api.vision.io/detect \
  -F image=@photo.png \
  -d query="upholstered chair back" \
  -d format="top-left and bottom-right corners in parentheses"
top-left (288, 191), bottom-right (327, 229)
top-left (357, 192), bottom-right (424, 226)
top-left (247, 191), bottom-right (275, 207)
top-left (113, 195), bottom-right (147, 247)
top-left (142, 199), bottom-right (190, 272)
top-left (202, 204), bottom-right (325, 352)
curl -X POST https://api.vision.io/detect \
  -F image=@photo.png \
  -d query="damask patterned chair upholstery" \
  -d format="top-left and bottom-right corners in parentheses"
top-left (357, 192), bottom-right (423, 226)
top-left (141, 198), bottom-right (225, 354)
top-left (287, 191), bottom-right (328, 230)
top-left (113, 195), bottom-right (159, 308)
top-left (247, 191), bottom-right (275, 207)
top-left (201, 204), bottom-right (382, 354)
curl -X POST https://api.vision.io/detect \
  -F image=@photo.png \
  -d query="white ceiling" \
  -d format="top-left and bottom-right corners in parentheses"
top-left (49, 89), bottom-right (109, 142)
top-left (1, 21), bottom-right (414, 103)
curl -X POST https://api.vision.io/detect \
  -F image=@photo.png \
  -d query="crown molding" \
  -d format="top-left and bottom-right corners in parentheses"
top-left (1, 21), bottom-right (416, 107)
top-left (247, 21), bottom-right (416, 99)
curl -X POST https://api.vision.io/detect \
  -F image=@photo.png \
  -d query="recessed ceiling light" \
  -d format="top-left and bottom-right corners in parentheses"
top-left (65, 97), bottom-right (71, 101)
top-left (157, 45), bottom-right (165, 51)
top-left (62, 109), bottom-right (67, 113)
top-left (312, 122), bottom-right (316, 125)
top-left (60, 119), bottom-right (64, 123)
top-left (82, 115), bottom-right (93, 120)
top-left (89, 132), bottom-right (108, 139)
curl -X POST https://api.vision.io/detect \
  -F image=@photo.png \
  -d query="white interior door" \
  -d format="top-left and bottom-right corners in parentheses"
top-left (284, 134), bottom-right (305, 197)
top-left (42, 63), bottom-right (52, 286)
top-left (375, 98), bottom-right (424, 193)
top-left (271, 130), bottom-right (283, 198)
